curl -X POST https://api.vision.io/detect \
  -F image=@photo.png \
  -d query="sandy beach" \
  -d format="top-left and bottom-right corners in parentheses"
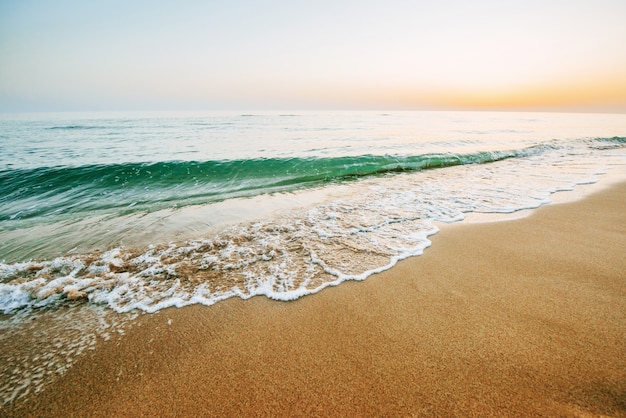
top-left (4, 182), bottom-right (626, 417)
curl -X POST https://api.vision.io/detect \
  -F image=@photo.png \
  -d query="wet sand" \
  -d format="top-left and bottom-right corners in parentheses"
top-left (5, 183), bottom-right (626, 417)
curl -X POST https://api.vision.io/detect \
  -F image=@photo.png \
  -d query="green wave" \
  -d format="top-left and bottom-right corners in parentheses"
top-left (0, 140), bottom-right (617, 222)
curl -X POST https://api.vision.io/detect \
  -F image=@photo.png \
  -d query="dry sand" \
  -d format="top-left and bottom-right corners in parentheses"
top-left (4, 183), bottom-right (626, 417)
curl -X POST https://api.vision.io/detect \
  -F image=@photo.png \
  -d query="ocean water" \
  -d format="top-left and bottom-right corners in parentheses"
top-left (1, 110), bottom-right (626, 404)
top-left (1, 111), bottom-right (626, 315)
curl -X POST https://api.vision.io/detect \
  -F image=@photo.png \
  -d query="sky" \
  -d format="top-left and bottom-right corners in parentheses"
top-left (1, 0), bottom-right (625, 112)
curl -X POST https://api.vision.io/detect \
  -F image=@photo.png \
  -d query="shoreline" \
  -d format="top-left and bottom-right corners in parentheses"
top-left (4, 182), bottom-right (626, 416)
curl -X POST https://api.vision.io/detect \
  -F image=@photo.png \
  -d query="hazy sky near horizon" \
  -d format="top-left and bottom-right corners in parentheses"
top-left (1, 0), bottom-right (625, 112)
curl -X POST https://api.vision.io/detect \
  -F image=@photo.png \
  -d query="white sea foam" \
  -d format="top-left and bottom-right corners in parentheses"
top-left (1, 142), bottom-right (623, 318)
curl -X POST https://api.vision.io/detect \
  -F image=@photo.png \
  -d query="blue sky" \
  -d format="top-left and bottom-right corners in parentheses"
top-left (1, 0), bottom-right (625, 112)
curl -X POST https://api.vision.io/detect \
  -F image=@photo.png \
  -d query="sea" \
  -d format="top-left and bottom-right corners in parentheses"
top-left (1, 110), bottom-right (625, 403)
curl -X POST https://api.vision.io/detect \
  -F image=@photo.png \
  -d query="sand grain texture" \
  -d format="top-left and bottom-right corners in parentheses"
top-left (5, 183), bottom-right (626, 417)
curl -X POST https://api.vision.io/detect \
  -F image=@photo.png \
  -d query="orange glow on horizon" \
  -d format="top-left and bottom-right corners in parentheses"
top-left (312, 70), bottom-right (626, 112)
